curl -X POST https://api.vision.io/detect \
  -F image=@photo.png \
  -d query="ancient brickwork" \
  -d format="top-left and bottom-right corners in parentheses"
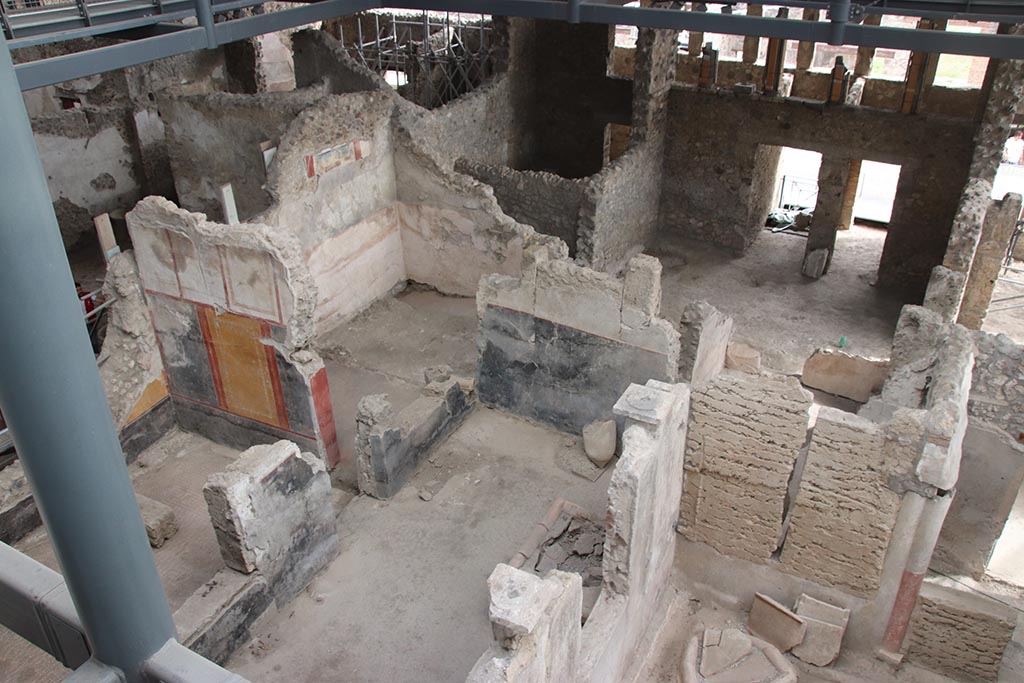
top-left (968, 330), bottom-right (1024, 441)
top-left (780, 410), bottom-right (901, 597)
top-left (679, 372), bottom-right (812, 563)
top-left (906, 577), bottom-right (1019, 683)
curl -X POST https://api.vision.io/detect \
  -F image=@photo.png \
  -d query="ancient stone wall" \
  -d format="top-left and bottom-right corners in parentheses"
top-left (679, 371), bottom-right (812, 563)
top-left (30, 107), bottom-right (144, 248)
top-left (905, 576), bottom-right (1020, 683)
top-left (779, 410), bottom-right (911, 597)
top-left (258, 92), bottom-right (402, 329)
top-left (161, 89), bottom-right (328, 222)
top-left (968, 330), bottom-right (1024, 442)
top-left (468, 380), bottom-right (690, 683)
top-left (126, 197), bottom-right (340, 468)
top-left (477, 252), bottom-right (679, 433)
top-left (661, 87), bottom-right (975, 294)
top-left (455, 160), bottom-right (588, 254)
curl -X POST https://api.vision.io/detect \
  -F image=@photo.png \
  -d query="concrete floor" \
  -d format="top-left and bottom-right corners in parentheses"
top-left (655, 224), bottom-right (905, 374)
top-left (0, 429), bottom-right (239, 683)
top-left (227, 407), bottom-right (612, 683)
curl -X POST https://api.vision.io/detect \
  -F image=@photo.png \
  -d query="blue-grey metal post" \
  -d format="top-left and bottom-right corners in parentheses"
top-left (0, 35), bottom-right (176, 682)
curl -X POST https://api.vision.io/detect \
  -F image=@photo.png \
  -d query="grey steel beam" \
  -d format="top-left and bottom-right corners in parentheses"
top-left (0, 33), bottom-right (176, 683)
top-left (8, 9), bottom-right (194, 49)
top-left (212, 0), bottom-right (375, 43)
top-left (16, 25), bottom-right (208, 90)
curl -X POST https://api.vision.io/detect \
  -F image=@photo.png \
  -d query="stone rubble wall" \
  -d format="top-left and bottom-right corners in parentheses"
top-left (455, 160), bottom-right (588, 256)
top-left (161, 89), bottom-right (329, 222)
top-left (468, 380), bottom-right (690, 683)
top-left (476, 251), bottom-right (679, 433)
top-left (679, 371), bottom-right (812, 563)
top-left (968, 330), bottom-right (1024, 442)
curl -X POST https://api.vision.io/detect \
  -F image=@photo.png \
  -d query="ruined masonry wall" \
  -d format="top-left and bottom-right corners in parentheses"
top-left (126, 197), bottom-right (340, 467)
top-left (679, 371), bottom-right (812, 563)
top-left (968, 330), bottom-right (1024, 441)
top-left (906, 577), bottom-right (1019, 683)
top-left (455, 160), bottom-right (587, 256)
top-left (477, 253), bottom-right (679, 433)
top-left (258, 92), bottom-right (401, 330)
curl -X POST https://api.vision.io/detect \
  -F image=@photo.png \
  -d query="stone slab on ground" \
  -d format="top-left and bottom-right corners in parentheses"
top-left (790, 594), bottom-right (849, 667)
top-left (682, 630), bottom-right (798, 683)
top-left (748, 593), bottom-right (806, 653)
top-left (136, 493), bottom-right (178, 548)
top-left (801, 348), bottom-right (890, 403)
top-left (724, 342), bottom-right (761, 374)
top-left (678, 300), bottom-right (733, 385)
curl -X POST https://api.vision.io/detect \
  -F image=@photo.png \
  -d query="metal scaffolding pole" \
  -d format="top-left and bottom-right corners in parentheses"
top-left (0, 34), bottom-right (176, 683)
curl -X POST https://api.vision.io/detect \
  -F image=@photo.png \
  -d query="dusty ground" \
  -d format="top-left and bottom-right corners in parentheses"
top-left (227, 407), bottom-right (612, 683)
top-left (0, 429), bottom-right (239, 683)
top-left (654, 224), bottom-right (906, 374)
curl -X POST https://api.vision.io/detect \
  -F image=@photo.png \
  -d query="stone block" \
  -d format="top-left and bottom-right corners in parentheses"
top-left (724, 342), bottom-right (760, 374)
top-left (678, 300), bottom-right (733, 385)
top-left (356, 380), bottom-right (472, 498)
top-left (622, 254), bottom-right (662, 321)
top-left (802, 248), bottom-right (829, 279)
top-left (922, 265), bottom-right (967, 322)
top-left (801, 349), bottom-right (890, 403)
top-left (790, 594), bottom-right (849, 667)
top-left (174, 568), bottom-right (273, 665)
top-left (582, 419), bottom-right (616, 467)
top-left (135, 493), bottom-right (177, 549)
top-left (202, 440), bottom-right (337, 600)
top-left (748, 593), bottom-right (806, 653)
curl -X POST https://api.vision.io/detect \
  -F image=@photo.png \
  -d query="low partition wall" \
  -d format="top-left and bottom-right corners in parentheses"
top-left (476, 252), bottom-right (679, 433)
top-left (468, 379), bottom-right (690, 683)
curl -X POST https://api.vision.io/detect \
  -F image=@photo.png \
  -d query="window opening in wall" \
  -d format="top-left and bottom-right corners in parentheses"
top-left (775, 147), bottom-right (822, 211)
top-left (615, 3), bottom-right (640, 48)
top-left (341, 10), bottom-right (494, 109)
top-left (867, 15), bottom-right (915, 80)
top-left (853, 160), bottom-right (901, 224)
top-left (934, 21), bottom-right (996, 89)
top-left (987, 479), bottom-right (1024, 587)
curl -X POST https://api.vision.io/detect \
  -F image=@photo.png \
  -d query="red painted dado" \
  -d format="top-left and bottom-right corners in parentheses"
top-left (311, 368), bottom-right (341, 470)
top-left (881, 570), bottom-right (927, 654)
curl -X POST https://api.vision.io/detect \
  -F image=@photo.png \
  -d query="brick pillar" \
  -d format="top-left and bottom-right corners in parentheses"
top-left (837, 159), bottom-right (862, 231)
top-left (795, 8), bottom-right (819, 71)
top-left (802, 155), bottom-right (851, 278)
top-left (762, 8), bottom-right (788, 95)
top-left (742, 4), bottom-right (762, 64)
